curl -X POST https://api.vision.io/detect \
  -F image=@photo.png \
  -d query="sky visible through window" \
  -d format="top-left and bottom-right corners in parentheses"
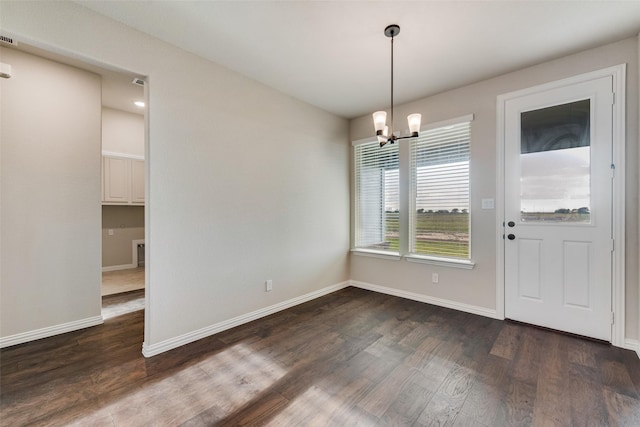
top-left (520, 146), bottom-right (590, 213)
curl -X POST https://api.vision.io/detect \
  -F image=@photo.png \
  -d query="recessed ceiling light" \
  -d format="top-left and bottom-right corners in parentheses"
top-left (134, 101), bottom-right (145, 108)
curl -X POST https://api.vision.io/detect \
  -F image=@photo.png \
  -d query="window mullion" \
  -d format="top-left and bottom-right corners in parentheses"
top-left (398, 139), bottom-right (410, 256)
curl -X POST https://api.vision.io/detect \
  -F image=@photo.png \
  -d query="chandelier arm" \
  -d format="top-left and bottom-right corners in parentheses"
top-left (395, 134), bottom-right (418, 141)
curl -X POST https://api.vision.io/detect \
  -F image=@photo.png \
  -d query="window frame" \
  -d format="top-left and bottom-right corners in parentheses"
top-left (352, 114), bottom-right (475, 270)
top-left (352, 137), bottom-right (400, 257)
top-left (408, 115), bottom-right (473, 264)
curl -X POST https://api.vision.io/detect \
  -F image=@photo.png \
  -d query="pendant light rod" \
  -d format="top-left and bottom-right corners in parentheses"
top-left (390, 26), bottom-right (394, 138)
top-left (373, 24), bottom-right (422, 148)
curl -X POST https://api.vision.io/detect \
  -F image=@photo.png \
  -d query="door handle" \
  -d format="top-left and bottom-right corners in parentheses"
top-left (508, 221), bottom-right (515, 227)
top-left (507, 234), bottom-right (516, 240)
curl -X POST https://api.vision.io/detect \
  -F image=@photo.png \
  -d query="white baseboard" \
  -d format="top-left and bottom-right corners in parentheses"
top-left (625, 339), bottom-right (640, 359)
top-left (0, 316), bottom-right (104, 348)
top-left (142, 281), bottom-right (351, 357)
top-left (102, 263), bottom-right (136, 272)
top-left (349, 280), bottom-right (500, 320)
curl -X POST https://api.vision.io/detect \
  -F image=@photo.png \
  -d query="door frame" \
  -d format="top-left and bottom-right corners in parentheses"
top-left (496, 64), bottom-right (626, 347)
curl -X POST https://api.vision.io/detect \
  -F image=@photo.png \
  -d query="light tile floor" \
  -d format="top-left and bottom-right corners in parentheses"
top-left (101, 267), bottom-right (145, 296)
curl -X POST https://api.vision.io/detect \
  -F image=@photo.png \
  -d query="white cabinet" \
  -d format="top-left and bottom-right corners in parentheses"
top-left (130, 159), bottom-right (145, 204)
top-left (102, 155), bottom-right (145, 205)
top-left (103, 157), bottom-right (130, 203)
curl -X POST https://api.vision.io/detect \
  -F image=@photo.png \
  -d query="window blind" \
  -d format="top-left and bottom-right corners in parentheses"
top-left (354, 140), bottom-right (399, 252)
top-left (410, 121), bottom-right (471, 258)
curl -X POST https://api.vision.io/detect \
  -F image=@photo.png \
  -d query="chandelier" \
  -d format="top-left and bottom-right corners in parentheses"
top-left (372, 25), bottom-right (422, 148)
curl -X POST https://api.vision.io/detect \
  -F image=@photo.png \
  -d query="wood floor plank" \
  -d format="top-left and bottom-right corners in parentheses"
top-left (2, 286), bottom-right (639, 426)
top-left (531, 333), bottom-right (572, 425)
top-left (509, 326), bottom-right (544, 385)
top-left (566, 336), bottom-right (598, 368)
top-left (599, 359), bottom-right (639, 399)
top-left (493, 379), bottom-right (537, 426)
top-left (379, 369), bottom-right (436, 426)
top-left (414, 393), bottom-right (462, 427)
top-left (357, 363), bottom-right (416, 417)
top-left (451, 411), bottom-right (490, 427)
top-left (567, 363), bottom-right (610, 426)
top-left (459, 355), bottom-right (510, 426)
top-left (204, 391), bottom-right (290, 427)
top-left (490, 322), bottom-right (520, 360)
top-left (602, 387), bottom-right (640, 426)
top-left (460, 380), bottom-right (505, 426)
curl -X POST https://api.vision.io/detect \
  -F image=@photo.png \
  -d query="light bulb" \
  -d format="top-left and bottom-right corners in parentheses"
top-left (408, 113), bottom-right (421, 134)
top-left (372, 111), bottom-right (387, 132)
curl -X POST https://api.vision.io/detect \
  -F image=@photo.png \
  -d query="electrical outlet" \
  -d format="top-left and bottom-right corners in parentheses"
top-left (432, 273), bottom-right (439, 284)
top-left (108, 229), bottom-right (114, 236)
top-left (482, 198), bottom-right (495, 209)
top-left (265, 279), bottom-right (273, 292)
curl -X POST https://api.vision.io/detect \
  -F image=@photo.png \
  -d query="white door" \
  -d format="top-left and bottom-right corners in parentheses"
top-left (504, 76), bottom-right (613, 341)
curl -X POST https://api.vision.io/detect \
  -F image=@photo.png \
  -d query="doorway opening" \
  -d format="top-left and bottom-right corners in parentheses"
top-left (8, 41), bottom-right (149, 322)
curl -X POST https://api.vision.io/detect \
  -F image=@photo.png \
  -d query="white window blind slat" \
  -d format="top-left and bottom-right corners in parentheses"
top-left (354, 141), bottom-right (399, 252)
top-left (410, 121), bottom-right (471, 259)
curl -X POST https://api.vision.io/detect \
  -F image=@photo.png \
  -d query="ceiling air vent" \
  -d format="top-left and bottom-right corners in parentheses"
top-left (132, 77), bottom-right (145, 87)
top-left (0, 35), bottom-right (18, 47)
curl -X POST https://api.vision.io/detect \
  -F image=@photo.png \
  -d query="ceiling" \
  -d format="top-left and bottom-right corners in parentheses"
top-left (13, 42), bottom-right (145, 115)
top-left (75, 1), bottom-right (640, 119)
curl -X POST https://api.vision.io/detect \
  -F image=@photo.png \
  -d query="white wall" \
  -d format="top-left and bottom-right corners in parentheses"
top-left (0, 47), bottom-right (102, 340)
top-left (1, 1), bottom-right (350, 353)
top-left (350, 37), bottom-right (639, 341)
top-left (102, 107), bottom-right (144, 157)
top-left (102, 205), bottom-right (144, 268)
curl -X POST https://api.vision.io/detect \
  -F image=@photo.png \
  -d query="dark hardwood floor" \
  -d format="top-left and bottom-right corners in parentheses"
top-left (1, 287), bottom-right (639, 426)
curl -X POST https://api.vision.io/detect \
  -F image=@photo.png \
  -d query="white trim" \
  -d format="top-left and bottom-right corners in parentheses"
top-left (142, 281), bottom-right (351, 357)
top-left (495, 91), bottom-right (506, 321)
top-left (350, 280), bottom-right (500, 320)
top-left (0, 316), bottom-right (103, 348)
top-left (625, 339), bottom-right (640, 359)
top-left (610, 64), bottom-right (626, 348)
top-left (420, 114), bottom-right (475, 132)
top-left (405, 254), bottom-right (475, 270)
top-left (350, 249), bottom-right (401, 260)
top-left (102, 151), bottom-right (145, 161)
top-left (102, 263), bottom-right (136, 272)
top-left (496, 64), bottom-right (627, 346)
top-left (352, 136), bottom-right (378, 146)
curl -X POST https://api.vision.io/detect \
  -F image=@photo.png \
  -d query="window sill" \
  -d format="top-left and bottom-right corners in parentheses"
top-left (405, 254), bottom-right (475, 270)
top-left (350, 249), bottom-right (402, 261)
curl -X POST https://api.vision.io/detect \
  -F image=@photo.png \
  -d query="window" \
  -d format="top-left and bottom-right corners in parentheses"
top-left (353, 115), bottom-right (473, 266)
top-left (354, 141), bottom-right (399, 252)
top-left (410, 121), bottom-right (471, 259)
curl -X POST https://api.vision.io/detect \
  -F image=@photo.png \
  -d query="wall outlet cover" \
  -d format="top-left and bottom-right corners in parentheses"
top-left (481, 198), bottom-right (495, 209)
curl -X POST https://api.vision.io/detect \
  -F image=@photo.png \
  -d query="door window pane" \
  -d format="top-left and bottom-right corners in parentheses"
top-left (520, 100), bottom-right (591, 223)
